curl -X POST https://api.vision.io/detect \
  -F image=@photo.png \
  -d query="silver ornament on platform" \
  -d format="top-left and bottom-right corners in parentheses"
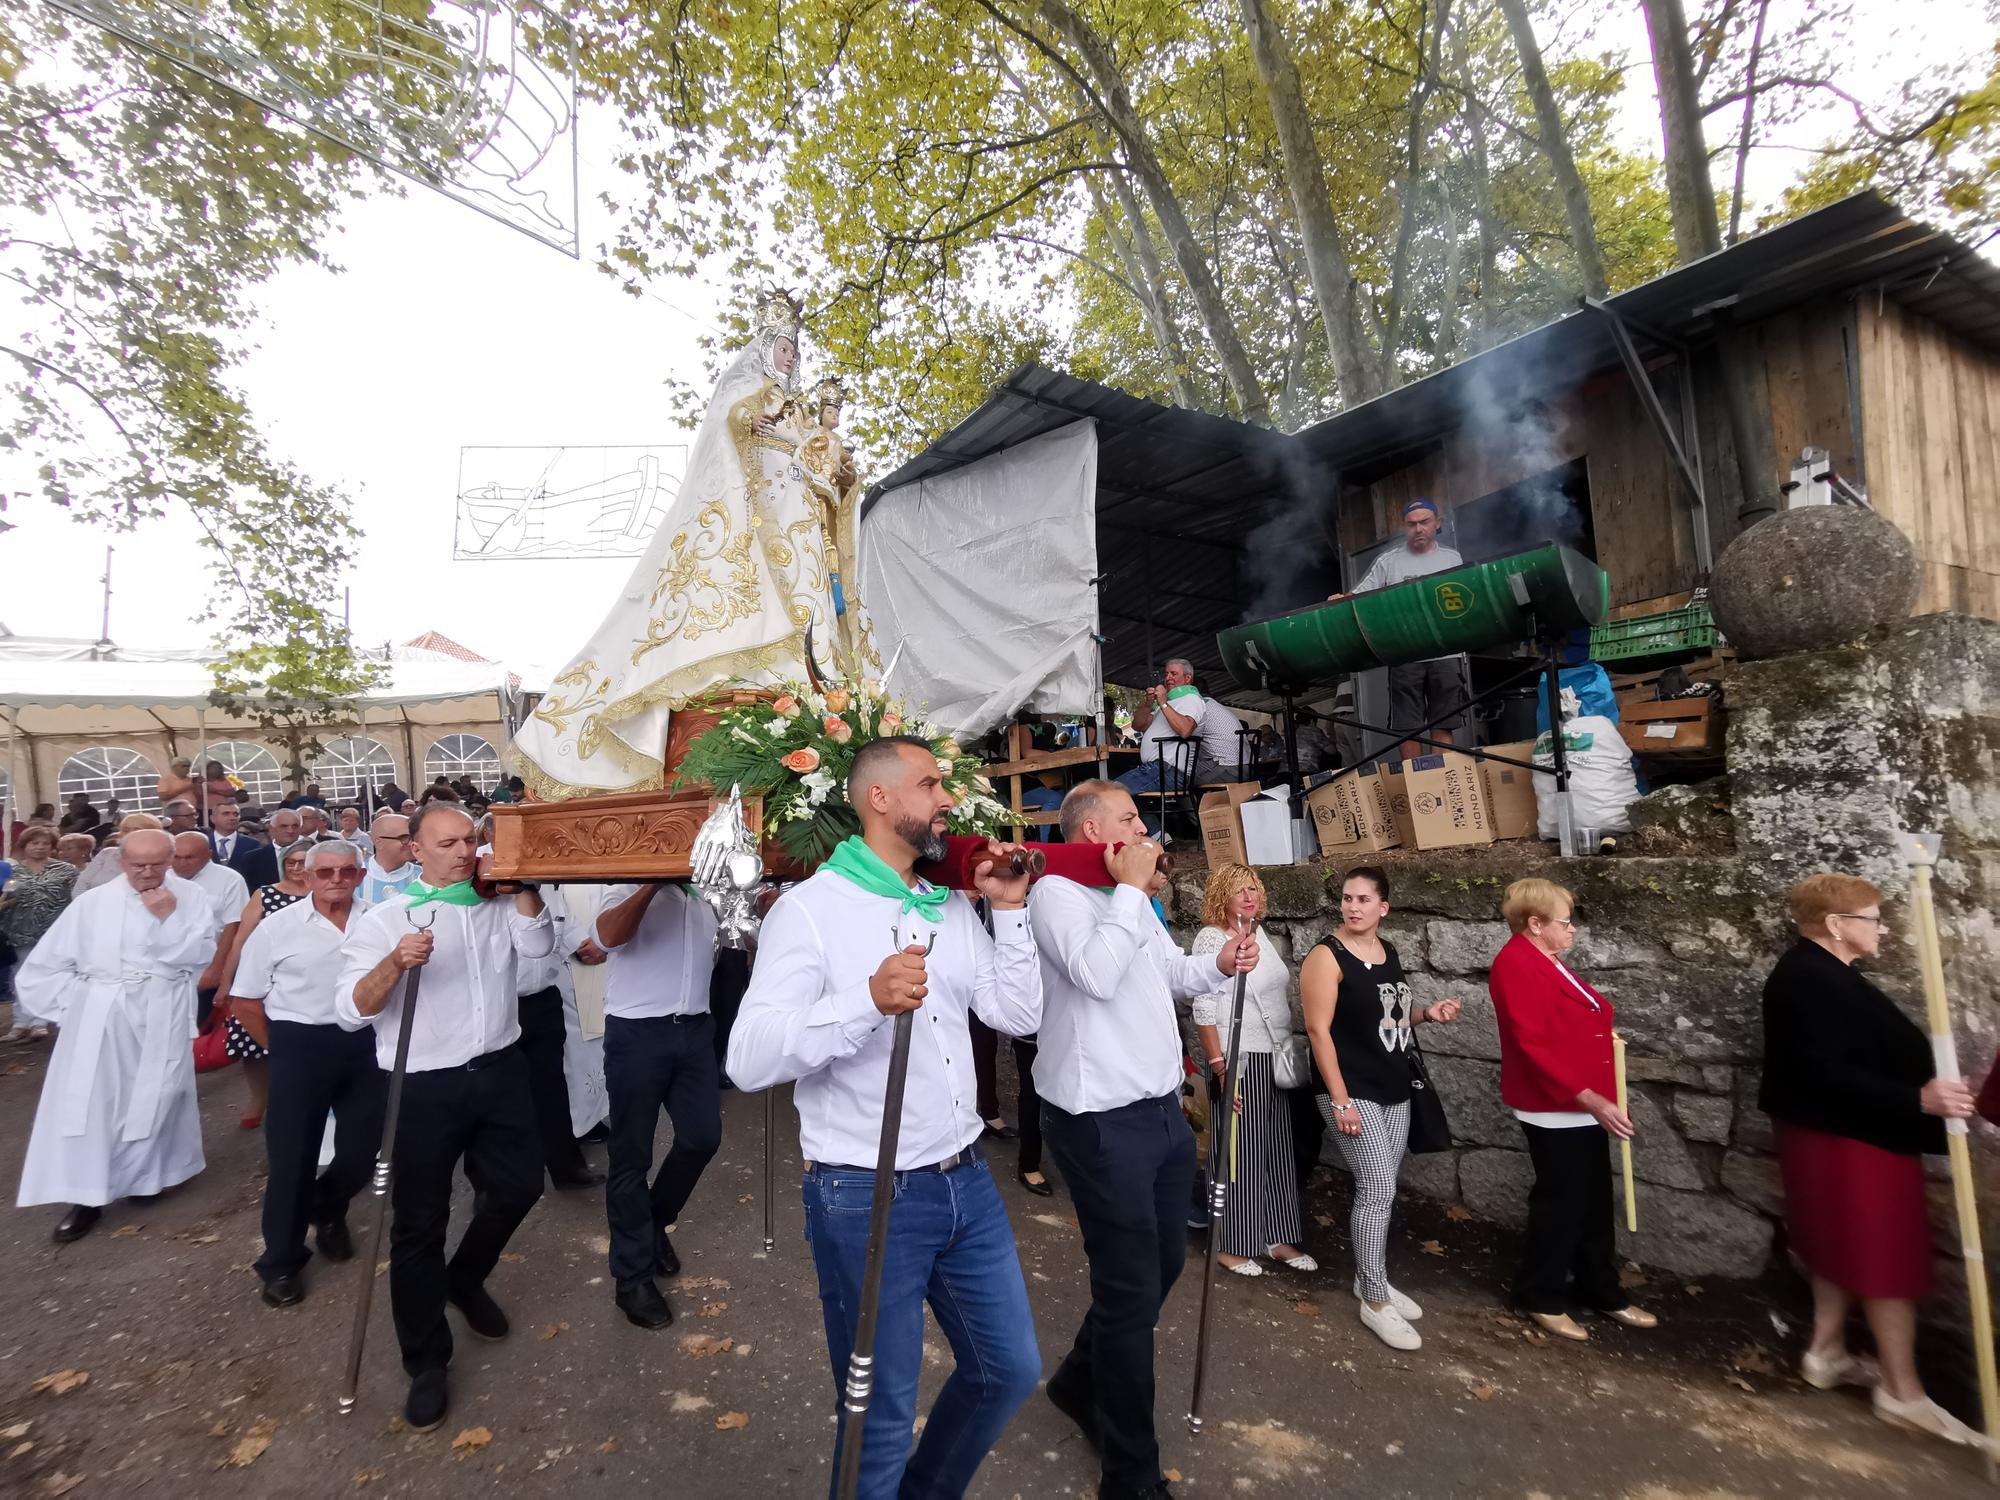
top-left (691, 785), bottom-right (766, 949)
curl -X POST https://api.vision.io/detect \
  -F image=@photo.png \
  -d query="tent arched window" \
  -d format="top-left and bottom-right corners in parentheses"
top-left (425, 734), bottom-right (501, 792)
top-left (58, 747), bottom-right (160, 816)
top-left (203, 740), bottom-right (284, 809)
top-left (309, 737), bottom-right (398, 806)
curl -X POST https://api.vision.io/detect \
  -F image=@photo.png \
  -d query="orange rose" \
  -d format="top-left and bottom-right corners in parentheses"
top-left (825, 688), bottom-right (852, 713)
top-left (773, 694), bottom-right (799, 716)
top-left (781, 747), bottom-right (821, 773)
top-left (879, 711), bottom-right (902, 733)
top-left (823, 715), bottom-right (853, 744)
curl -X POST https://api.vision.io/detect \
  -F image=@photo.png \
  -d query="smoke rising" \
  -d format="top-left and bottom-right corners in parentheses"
top-left (1442, 362), bottom-right (1590, 562)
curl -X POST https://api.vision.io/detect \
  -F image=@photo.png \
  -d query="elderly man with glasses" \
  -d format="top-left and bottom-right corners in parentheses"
top-left (230, 840), bottom-right (387, 1307)
top-left (358, 812), bottom-right (420, 908)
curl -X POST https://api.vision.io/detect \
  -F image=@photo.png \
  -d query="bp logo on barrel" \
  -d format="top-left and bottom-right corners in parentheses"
top-left (1433, 581), bottom-right (1473, 618)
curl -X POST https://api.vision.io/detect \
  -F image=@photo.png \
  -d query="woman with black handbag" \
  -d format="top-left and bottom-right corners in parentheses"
top-left (1300, 867), bottom-right (1461, 1350)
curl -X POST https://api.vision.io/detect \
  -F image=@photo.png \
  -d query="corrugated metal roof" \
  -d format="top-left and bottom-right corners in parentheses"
top-left (868, 193), bottom-right (2000, 704)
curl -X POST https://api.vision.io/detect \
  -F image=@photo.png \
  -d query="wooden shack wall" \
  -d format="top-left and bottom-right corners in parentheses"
top-left (1856, 298), bottom-right (2000, 618)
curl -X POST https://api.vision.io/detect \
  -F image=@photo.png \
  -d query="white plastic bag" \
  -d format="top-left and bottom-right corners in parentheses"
top-left (1534, 713), bottom-right (1639, 837)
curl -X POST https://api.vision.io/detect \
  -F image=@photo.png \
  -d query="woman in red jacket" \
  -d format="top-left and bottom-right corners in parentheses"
top-left (1489, 878), bottom-right (1658, 1342)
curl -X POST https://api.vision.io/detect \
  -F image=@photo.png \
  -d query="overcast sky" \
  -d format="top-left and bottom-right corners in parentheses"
top-left (1, 3), bottom-right (1967, 674)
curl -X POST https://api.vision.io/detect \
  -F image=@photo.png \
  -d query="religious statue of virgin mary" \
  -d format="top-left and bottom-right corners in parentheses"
top-left (511, 291), bottom-right (878, 799)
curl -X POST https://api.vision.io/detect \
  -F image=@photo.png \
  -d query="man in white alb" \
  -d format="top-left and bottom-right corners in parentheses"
top-left (1337, 497), bottom-right (1466, 760)
top-left (1031, 780), bottom-right (1259, 1500)
top-left (592, 880), bottom-right (720, 1330)
top-left (336, 804), bottom-right (553, 1434)
top-left (14, 829), bottom-right (225, 1243)
top-left (233, 839), bottom-right (386, 1307)
top-left (727, 736), bottom-right (1042, 1500)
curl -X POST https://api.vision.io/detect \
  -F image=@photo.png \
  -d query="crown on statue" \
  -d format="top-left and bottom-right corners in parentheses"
top-left (753, 287), bottom-right (804, 336)
top-left (810, 377), bottom-right (847, 409)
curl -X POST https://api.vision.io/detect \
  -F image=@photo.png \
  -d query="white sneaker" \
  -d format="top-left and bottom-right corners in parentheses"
top-left (1801, 1348), bottom-right (1879, 1390)
top-left (1353, 1277), bottom-right (1422, 1320)
top-left (1359, 1299), bottom-right (1422, 1351)
top-left (1873, 1389), bottom-right (1989, 1449)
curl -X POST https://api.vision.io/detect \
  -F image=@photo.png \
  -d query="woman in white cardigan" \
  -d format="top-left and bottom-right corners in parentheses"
top-left (1191, 862), bottom-right (1315, 1277)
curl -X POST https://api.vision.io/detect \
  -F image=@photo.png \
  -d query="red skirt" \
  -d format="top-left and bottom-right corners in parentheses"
top-left (1775, 1121), bottom-right (1932, 1299)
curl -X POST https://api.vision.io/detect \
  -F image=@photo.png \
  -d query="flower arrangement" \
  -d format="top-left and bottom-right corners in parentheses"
top-left (671, 678), bottom-right (1013, 867)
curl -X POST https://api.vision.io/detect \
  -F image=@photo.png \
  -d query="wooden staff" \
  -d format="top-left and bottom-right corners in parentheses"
top-left (1188, 917), bottom-right (1251, 1437)
top-left (1902, 831), bottom-right (2000, 1482)
top-left (1613, 1032), bottom-right (1637, 1233)
top-left (338, 906), bottom-right (438, 1415)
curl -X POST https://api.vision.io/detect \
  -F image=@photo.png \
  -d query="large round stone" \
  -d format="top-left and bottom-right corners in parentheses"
top-left (1708, 506), bottom-right (1919, 659)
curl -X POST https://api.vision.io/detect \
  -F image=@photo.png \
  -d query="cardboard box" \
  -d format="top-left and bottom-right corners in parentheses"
top-left (1618, 697), bottom-right (1723, 756)
top-left (1378, 762), bottom-right (1418, 849)
top-left (1478, 740), bottom-right (1541, 842)
top-left (1405, 751), bottom-right (1494, 850)
top-left (1305, 778), bottom-right (1358, 850)
top-left (1238, 788), bottom-right (1298, 866)
top-left (1197, 783), bottom-right (1261, 868)
top-left (1337, 765), bottom-right (1403, 853)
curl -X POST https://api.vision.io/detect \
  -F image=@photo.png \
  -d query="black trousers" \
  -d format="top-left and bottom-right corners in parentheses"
top-left (1041, 1090), bottom-right (1197, 1499)
top-left (604, 1013), bottom-right (722, 1287)
top-left (709, 950), bottom-right (748, 1084)
top-left (970, 1013), bottom-right (1001, 1121)
top-left (1012, 1037), bottom-right (1044, 1174)
top-left (1515, 1121), bottom-right (1626, 1315)
top-left (390, 1048), bottom-right (544, 1375)
top-left (255, 1020), bottom-right (386, 1282)
top-left (1288, 1082), bottom-right (1326, 1190)
top-left (517, 987), bottom-right (588, 1180)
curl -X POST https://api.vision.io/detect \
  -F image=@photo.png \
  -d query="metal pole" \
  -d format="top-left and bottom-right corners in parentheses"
top-left (1188, 919), bottom-right (1251, 1436)
top-left (1902, 833), bottom-right (2000, 1483)
top-left (832, 1007), bottom-right (917, 1500)
top-left (339, 908), bottom-right (437, 1416)
top-left (1543, 641), bottom-right (1576, 856)
top-left (763, 1087), bottom-right (777, 1255)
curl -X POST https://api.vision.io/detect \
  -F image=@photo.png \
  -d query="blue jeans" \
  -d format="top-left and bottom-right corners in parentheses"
top-left (803, 1154), bottom-right (1041, 1500)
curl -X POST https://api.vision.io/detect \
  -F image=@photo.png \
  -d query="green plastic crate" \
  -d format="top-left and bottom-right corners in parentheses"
top-left (1589, 600), bottom-right (1721, 662)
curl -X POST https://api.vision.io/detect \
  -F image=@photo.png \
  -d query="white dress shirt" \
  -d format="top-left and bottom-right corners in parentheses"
top-left (233, 896), bottom-right (355, 1026)
top-left (515, 885), bottom-right (578, 998)
top-left (336, 893), bottom-right (554, 1071)
top-left (1030, 877), bottom-right (1231, 1114)
top-left (187, 861), bottom-right (250, 929)
top-left (726, 871), bottom-right (1042, 1169)
top-left (595, 884), bottom-right (719, 1018)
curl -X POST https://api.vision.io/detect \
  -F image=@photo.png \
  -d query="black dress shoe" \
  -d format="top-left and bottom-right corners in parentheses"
top-left (551, 1166), bottom-right (606, 1189)
top-left (446, 1282), bottom-right (510, 1340)
top-left (615, 1279), bottom-right (675, 1329)
top-left (261, 1274), bottom-right (305, 1308)
top-left (314, 1218), bottom-right (354, 1261)
top-left (405, 1368), bottom-right (449, 1433)
top-left (657, 1231), bottom-right (681, 1278)
top-left (982, 1118), bottom-right (1019, 1141)
top-left (52, 1205), bottom-right (101, 1243)
top-left (1016, 1167), bottom-right (1054, 1197)
top-left (1045, 1379), bottom-right (1099, 1451)
top-left (579, 1122), bottom-right (610, 1145)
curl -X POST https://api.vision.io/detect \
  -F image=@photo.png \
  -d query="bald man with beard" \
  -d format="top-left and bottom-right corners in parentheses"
top-left (14, 829), bottom-right (225, 1242)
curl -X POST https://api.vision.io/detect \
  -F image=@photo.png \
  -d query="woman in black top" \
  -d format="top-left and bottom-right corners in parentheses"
top-left (1760, 872), bottom-right (1979, 1450)
top-left (1300, 867), bottom-right (1460, 1351)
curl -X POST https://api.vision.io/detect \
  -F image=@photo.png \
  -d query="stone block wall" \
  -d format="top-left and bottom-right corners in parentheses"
top-left (1164, 613), bottom-right (2000, 1285)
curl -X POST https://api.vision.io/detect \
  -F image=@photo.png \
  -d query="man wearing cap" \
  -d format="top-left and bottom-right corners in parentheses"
top-left (1339, 498), bottom-right (1466, 760)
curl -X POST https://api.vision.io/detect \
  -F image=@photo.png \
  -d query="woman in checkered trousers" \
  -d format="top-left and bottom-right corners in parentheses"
top-left (1300, 867), bottom-right (1462, 1350)
top-left (1190, 863), bottom-right (1315, 1278)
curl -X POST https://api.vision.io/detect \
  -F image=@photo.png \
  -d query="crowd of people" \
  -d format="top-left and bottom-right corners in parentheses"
top-left (0, 750), bottom-right (1989, 1494)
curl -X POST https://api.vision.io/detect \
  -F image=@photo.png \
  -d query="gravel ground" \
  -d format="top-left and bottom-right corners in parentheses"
top-left (0, 1032), bottom-right (1987, 1498)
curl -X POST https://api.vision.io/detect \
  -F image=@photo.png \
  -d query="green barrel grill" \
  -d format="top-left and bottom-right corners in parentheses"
top-left (1218, 543), bottom-right (1609, 690)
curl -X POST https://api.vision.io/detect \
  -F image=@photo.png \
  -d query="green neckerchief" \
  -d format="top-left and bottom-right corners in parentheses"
top-left (1166, 684), bottom-right (1201, 703)
top-left (405, 878), bottom-right (483, 908)
top-left (823, 836), bottom-right (949, 924)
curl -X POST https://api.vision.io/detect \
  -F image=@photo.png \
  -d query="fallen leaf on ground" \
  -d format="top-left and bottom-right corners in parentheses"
top-left (700, 1302), bottom-right (728, 1318)
top-left (193, 1233), bottom-right (220, 1245)
top-left (352, 1469), bottom-right (385, 1487)
top-left (32, 1371), bottom-right (88, 1397)
top-left (1469, 1384), bottom-right (1496, 1401)
top-left (1419, 1240), bottom-right (1445, 1257)
top-left (1730, 1345), bottom-right (1777, 1375)
top-left (10, 1441), bottom-right (34, 1459)
top-left (207, 1421), bottom-right (228, 1438)
top-left (1165, 1469), bottom-right (1183, 1483)
top-left (714, 1412), bottom-right (749, 1431)
top-left (1312, 1214), bottom-right (1333, 1228)
top-left (499, 1252), bottom-right (525, 1264)
top-left (597, 1439), bottom-right (619, 1455)
top-left (1445, 1205), bottom-right (1474, 1222)
top-left (223, 1416), bottom-right (278, 1468)
top-left (1521, 1329), bottom-right (1549, 1347)
top-left (1687, 1284), bottom-right (1706, 1297)
top-left (679, 1334), bottom-right (734, 1359)
top-left (1724, 1374), bottom-right (1756, 1394)
top-left (110, 1225), bottom-right (142, 1239)
top-left (1293, 1300), bottom-right (1321, 1318)
top-left (450, 1426), bottom-right (493, 1457)
top-left (539, 1322), bottom-right (569, 1341)
top-left (1, 1422), bottom-right (30, 1440)
top-left (1618, 1263), bottom-right (1650, 1290)
top-left (679, 1276), bottom-right (730, 1292)
top-left (374, 1261), bottom-right (388, 1278)
top-left (45, 1474), bottom-right (85, 1496)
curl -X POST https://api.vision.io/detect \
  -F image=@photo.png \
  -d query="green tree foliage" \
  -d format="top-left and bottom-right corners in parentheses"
top-left (0, 2), bottom-right (380, 728)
